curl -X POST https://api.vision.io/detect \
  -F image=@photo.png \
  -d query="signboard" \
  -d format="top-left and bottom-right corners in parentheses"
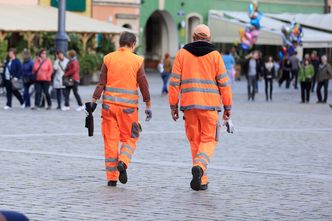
top-left (51, 0), bottom-right (86, 12)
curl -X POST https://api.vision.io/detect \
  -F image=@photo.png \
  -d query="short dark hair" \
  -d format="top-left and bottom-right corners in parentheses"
top-left (39, 49), bottom-right (47, 56)
top-left (56, 50), bottom-right (64, 55)
top-left (9, 48), bottom-right (16, 55)
top-left (119, 31), bottom-right (136, 47)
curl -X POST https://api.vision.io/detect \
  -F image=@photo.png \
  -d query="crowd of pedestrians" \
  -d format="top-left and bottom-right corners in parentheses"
top-left (240, 49), bottom-right (331, 104)
top-left (0, 48), bottom-right (84, 111)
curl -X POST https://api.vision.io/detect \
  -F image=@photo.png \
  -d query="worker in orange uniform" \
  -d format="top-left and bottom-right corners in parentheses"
top-left (90, 32), bottom-right (152, 187)
top-left (169, 24), bottom-right (232, 191)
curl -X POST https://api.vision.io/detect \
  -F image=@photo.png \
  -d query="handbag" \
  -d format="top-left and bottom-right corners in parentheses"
top-left (63, 76), bottom-right (74, 87)
top-left (62, 61), bottom-right (74, 87)
top-left (11, 77), bottom-right (23, 90)
top-left (7, 63), bottom-right (23, 90)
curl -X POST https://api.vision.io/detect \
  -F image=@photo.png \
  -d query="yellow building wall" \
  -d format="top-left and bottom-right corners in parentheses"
top-left (38, 0), bottom-right (91, 17)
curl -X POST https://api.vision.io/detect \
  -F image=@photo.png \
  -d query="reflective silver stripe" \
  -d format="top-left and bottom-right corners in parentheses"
top-left (180, 105), bottom-right (222, 111)
top-left (169, 81), bottom-right (180, 87)
top-left (181, 88), bottom-right (220, 94)
top-left (218, 81), bottom-right (230, 87)
top-left (103, 95), bottom-right (138, 104)
top-left (102, 103), bottom-right (110, 110)
top-left (106, 166), bottom-right (117, 172)
top-left (122, 144), bottom-right (135, 153)
top-left (120, 151), bottom-right (132, 160)
top-left (216, 73), bottom-right (228, 80)
top-left (170, 73), bottom-right (181, 79)
top-left (196, 152), bottom-right (210, 163)
top-left (194, 159), bottom-right (208, 167)
top-left (105, 158), bottom-right (118, 163)
top-left (224, 105), bottom-right (232, 111)
top-left (105, 87), bottom-right (138, 95)
top-left (182, 78), bottom-right (216, 85)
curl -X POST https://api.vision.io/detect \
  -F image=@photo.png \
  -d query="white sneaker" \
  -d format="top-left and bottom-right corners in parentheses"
top-left (75, 105), bottom-right (85, 112)
top-left (61, 106), bottom-right (70, 111)
top-left (4, 105), bottom-right (12, 110)
top-left (21, 103), bottom-right (26, 109)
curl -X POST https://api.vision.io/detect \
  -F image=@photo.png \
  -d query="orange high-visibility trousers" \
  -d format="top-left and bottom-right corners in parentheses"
top-left (101, 103), bottom-right (140, 181)
top-left (184, 109), bottom-right (219, 185)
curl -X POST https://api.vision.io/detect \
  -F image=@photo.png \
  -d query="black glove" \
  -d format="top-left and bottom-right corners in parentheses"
top-left (145, 108), bottom-right (152, 121)
top-left (85, 102), bottom-right (97, 137)
top-left (223, 119), bottom-right (234, 134)
top-left (170, 105), bottom-right (179, 121)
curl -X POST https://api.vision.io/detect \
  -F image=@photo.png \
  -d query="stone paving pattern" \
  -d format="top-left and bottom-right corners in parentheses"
top-left (0, 74), bottom-right (331, 220)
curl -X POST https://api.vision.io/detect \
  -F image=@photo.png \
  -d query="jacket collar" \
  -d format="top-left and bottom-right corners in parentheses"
top-left (183, 41), bottom-right (216, 57)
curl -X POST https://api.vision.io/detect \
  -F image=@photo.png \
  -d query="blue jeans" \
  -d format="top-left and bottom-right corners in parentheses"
top-left (161, 72), bottom-right (170, 94)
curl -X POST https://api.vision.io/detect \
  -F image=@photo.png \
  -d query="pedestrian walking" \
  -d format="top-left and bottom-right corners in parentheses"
top-left (256, 51), bottom-right (264, 93)
top-left (310, 51), bottom-right (320, 92)
top-left (168, 24), bottom-right (232, 191)
top-left (161, 53), bottom-right (172, 94)
top-left (299, 58), bottom-right (314, 103)
top-left (22, 49), bottom-right (34, 108)
top-left (32, 49), bottom-right (53, 110)
top-left (279, 55), bottom-right (291, 89)
top-left (263, 56), bottom-right (275, 101)
top-left (316, 55), bottom-right (332, 104)
top-left (222, 49), bottom-right (235, 84)
top-left (62, 50), bottom-right (84, 111)
top-left (53, 51), bottom-right (69, 109)
top-left (1, 48), bottom-right (24, 110)
top-left (90, 32), bottom-right (152, 187)
top-left (289, 51), bottom-right (300, 89)
top-left (244, 51), bottom-right (260, 101)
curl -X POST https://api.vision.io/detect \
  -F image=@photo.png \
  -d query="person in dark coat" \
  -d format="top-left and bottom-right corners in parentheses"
top-left (278, 55), bottom-right (292, 89)
top-left (316, 55), bottom-right (332, 103)
top-left (310, 51), bottom-right (320, 92)
top-left (22, 49), bottom-right (34, 108)
top-left (1, 48), bottom-right (24, 109)
top-left (263, 56), bottom-right (276, 101)
top-left (243, 51), bottom-right (262, 101)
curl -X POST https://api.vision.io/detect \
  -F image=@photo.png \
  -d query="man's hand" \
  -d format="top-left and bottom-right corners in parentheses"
top-left (91, 98), bottom-right (97, 104)
top-left (171, 106), bottom-right (179, 121)
top-left (223, 109), bottom-right (231, 121)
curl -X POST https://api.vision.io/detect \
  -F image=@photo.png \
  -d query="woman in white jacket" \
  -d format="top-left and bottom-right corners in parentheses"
top-left (53, 51), bottom-right (69, 109)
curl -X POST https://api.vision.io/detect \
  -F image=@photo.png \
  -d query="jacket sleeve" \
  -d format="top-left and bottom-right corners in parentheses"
top-left (168, 52), bottom-right (182, 108)
top-left (215, 54), bottom-right (232, 111)
top-left (64, 62), bottom-right (75, 77)
top-left (11, 60), bottom-right (22, 78)
top-left (53, 60), bottom-right (59, 71)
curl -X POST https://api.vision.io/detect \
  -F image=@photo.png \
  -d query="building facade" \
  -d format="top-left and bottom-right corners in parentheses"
top-left (39, 0), bottom-right (92, 17)
top-left (139, 0), bottom-right (326, 64)
top-left (92, 0), bottom-right (140, 32)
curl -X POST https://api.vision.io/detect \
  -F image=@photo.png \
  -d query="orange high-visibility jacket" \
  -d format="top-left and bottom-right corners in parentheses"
top-left (169, 48), bottom-right (232, 111)
top-left (102, 47), bottom-right (144, 108)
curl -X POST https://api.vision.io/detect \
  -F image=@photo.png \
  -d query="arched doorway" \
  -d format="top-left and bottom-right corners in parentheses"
top-left (143, 10), bottom-right (178, 69)
top-left (186, 13), bottom-right (203, 43)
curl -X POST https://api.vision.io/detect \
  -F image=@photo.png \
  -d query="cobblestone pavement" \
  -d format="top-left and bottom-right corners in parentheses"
top-left (0, 74), bottom-right (331, 220)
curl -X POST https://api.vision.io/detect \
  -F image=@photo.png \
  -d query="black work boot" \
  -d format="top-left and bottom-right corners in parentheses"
top-left (117, 161), bottom-right (128, 184)
top-left (107, 181), bottom-right (117, 187)
top-left (190, 166), bottom-right (203, 191)
top-left (200, 183), bottom-right (208, 191)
